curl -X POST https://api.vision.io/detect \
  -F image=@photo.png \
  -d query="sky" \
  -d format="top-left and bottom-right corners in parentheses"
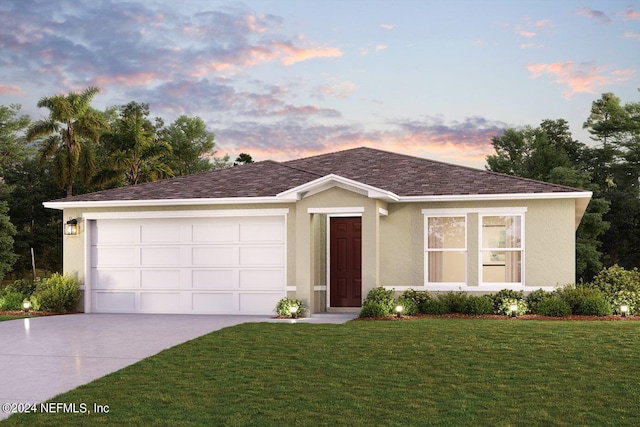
top-left (1, 0), bottom-right (639, 168)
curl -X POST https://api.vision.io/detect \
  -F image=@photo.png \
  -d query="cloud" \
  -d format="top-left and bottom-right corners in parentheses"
top-left (0, 84), bottom-right (25, 95)
top-left (527, 61), bottom-right (635, 98)
top-left (375, 44), bottom-right (387, 51)
top-left (624, 6), bottom-right (640, 21)
top-left (576, 8), bottom-right (612, 24)
top-left (624, 31), bottom-right (640, 40)
top-left (316, 81), bottom-right (356, 99)
top-left (274, 40), bottom-right (343, 66)
top-left (380, 23), bottom-right (396, 30)
top-left (518, 30), bottom-right (537, 38)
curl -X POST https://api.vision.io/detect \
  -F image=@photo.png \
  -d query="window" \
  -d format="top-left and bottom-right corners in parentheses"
top-left (480, 215), bottom-right (523, 284)
top-left (426, 216), bottom-right (466, 283)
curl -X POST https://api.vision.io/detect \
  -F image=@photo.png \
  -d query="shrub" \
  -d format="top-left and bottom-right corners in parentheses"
top-left (0, 291), bottom-right (25, 310)
top-left (400, 289), bottom-right (432, 307)
top-left (525, 289), bottom-right (552, 314)
top-left (591, 265), bottom-right (640, 305)
top-left (555, 284), bottom-right (611, 316)
top-left (359, 287), bottom-right (395, 318)
top-left (33, 273), bottom-right (81, 313)
top-left (495, 298), bottom-right (528, 316)
top-left (537, 297), bottom-right (571, 317)
top-left (2, 278), bottom-right (40, 297)
top-left (436, 291), bottom-right (468, 313)
top-left (275, 297), bottom-right (306, 317)
top-left (394, 296), bottom-right (419, 316)
top-left (461, 295), bottom-right (494, 315)
top-left (419, 298), bottom-right (449, 315)
top-left (491, 289), bottom-right (525, 313)
top-left (612, 290), bottom-right (640, 315)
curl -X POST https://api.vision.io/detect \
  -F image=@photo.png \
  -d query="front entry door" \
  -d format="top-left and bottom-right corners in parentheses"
top-left (330, 217), bottom-right (362, 307)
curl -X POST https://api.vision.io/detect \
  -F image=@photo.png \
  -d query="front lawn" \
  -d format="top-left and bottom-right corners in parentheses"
top-left (4, 319), bottom-right (640, 426)
top-left (0, 313), bottom-right (30, 322)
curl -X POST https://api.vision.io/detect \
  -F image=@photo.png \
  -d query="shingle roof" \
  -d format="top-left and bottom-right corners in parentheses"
top-left (50, 147), bottom-right (584, 203)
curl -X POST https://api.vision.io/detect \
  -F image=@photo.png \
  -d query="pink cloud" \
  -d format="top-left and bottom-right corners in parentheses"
top-left (93, 71), bottom-right (163, 87)
top-left (375, 44), bottom-right (387, 51)
top-left (275, 41), bottom-right (343, 66)
top-left (624, 6), bottom-right (640, 21)
top-left (624, 31), bottom-right (640, 40)
top-left (380, 23), bottom-right (396, 30)
top-left (534, 19), bottom-right (552, 28)
top-left (527, 61), bottom-right (635, 98)
top-left (317, 81), bottom-right (356, 98)
top-left (0, 84), bottom-right (25, 96)
top-left (519, 30), bottom-right (537, 38)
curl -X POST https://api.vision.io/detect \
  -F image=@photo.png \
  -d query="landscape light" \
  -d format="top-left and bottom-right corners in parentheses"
top-left (510, 304), bottom-right (518, 318)
top-left (621, 305), bottom-right (628, 318)
top-left (23, 301), bottom-right (31, 313)
top-left (395, 305), bottom-right (403, 319)
top-left (290, 305), bottom-right (298, 319)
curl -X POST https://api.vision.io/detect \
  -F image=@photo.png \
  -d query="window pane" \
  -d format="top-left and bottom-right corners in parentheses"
top-left (482, 216), bottom-right (521, 249)
top-left (428, 251), bottom-right (466, 282)
top-left (482, 251), bottom-right (521, 282)
top-left (427, 217), bottom-right (465, 249)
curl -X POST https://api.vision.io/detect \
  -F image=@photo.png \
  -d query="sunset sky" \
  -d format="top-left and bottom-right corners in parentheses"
top-left (1, 0), bottom-right (639, 168)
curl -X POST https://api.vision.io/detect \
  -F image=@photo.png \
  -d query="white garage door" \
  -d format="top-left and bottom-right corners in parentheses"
top-left (88, 215), bottom-right (286, 314)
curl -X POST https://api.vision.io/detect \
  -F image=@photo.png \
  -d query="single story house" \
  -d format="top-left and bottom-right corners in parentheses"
top-left (44, 147), bottom-right (592, 315)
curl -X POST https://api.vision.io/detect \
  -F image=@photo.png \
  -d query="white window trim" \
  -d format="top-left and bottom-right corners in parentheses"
top-left (424, 214), bottom-right (468, 287)
top-left (479, 212), bottom-right (525, 287)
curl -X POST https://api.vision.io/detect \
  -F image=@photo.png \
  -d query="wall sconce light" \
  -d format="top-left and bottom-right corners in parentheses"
top-left (64, 218), bottom-right (79, 235)
top-left (23, 300), bottom-right (31, 313)
top-left (290, 305), bottom-right (298, 319)
top-left (395, 305), bottom-right (403, 319)
top-left (510, 304), bottom-right (518, 318)
top-left (621, 305), bottom-right (628, 318)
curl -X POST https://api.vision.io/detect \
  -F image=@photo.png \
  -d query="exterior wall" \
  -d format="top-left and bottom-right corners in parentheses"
top-left (379, 198), bottom-right (576, 291)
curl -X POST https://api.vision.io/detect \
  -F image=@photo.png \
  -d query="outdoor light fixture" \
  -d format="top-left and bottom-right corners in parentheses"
top-left (64, 218), bottom-right (79, 236)
top-left (396, 305), bottom-right (403, 319)
top-left (510, 304), bottom-right (518, 318)
top-left (621, 305), bottom-right (629, 318)
top-left (290, 305), bottom-right (298, 319)
top-left (23, 301), bottom-right (31, 313)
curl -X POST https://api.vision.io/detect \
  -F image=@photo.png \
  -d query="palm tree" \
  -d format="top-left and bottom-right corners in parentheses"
top-left (26, 86), bottom-right (107, 197)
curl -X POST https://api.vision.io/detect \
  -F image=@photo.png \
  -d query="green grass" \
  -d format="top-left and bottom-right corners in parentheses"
top-left (4, 319), bottom-right (640, 426)
top-left (0, 314), bottom-right (29, 322)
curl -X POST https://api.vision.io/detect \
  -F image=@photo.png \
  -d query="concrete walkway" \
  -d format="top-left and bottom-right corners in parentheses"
top-left (0, 313), bottom-right (356, 421)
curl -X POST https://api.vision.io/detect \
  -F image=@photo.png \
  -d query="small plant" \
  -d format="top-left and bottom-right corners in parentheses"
top-left (495, 298), bottom-right (528, 316)
top-left (555, 284), bottom-right (611, 316)
top-left (32, 273), bottom-right (81, 313)
top-left (275, 297), bottom-right (306, 317)
top-left (525, 289), bottom-right (551, 314)
top-left (419, 298), bottom-right (449, 315)
top-left (0, 291), bottom-right (26, 311)
top-left (436, 291), bottom-right (468, 313)
top-left (359, 287), bottom-right (395, 318)
top-left (394, 296), bottom-right (418, 316)
top-left (612, 290), bottom-right (640, 315)
top-left (491, 289), bottom-right (525, 313)
top-left (537, 297), bottom-right (571, 317)
top-left (400, 289), bottom-right (432, 307)
top-left (461, 295), bottom-right (494, 315)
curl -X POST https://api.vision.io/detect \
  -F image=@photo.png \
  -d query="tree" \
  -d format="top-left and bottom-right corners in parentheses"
top-left (26, 87), bottom-right (108, 197)
top-left (161, 116), bottom-right (216, 176)
top-left (0, 104), bottom-right (32, 176)
top-left (234, 153), bottom-right (254, 166)
top-left (0, 195), bottom-right (17, 281)
top-left (487, 119), bottom-right (609, 281)
top-left (94, 102), bottom-right (173, 187)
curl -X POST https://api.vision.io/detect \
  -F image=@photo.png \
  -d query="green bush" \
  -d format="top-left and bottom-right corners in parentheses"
top-left (33, 273), bottom-right (80, 313)
top-left (537, 297), bottom-right (571, 317)
top-left (491, 289), bottom-right (525, 313)
top-left (275, 297), bottom-right (306, 317)
top-left (495, 298), bottom-right (528, 316)
top-left (359, 287), bottom-right (395, 318)
top-left (525, 289), bottom-right (552, 314)
top-left (394, 296), bottom-right (419, 316)
top-left (575, 294), bottom-right (612, 316)
top-left (359, 301), bottom-right (391, 318)
top-left (419, 298), bottom-right (449, 315)
top-left (0, 291), bottom-right (26, 310)
top-left (591, 265), bottom-right (640, 305)
top-left (436, 291), bottom-right (468, 313)
top-left (400, 289), bottom-right (432, 307)
top-left (2, 278), bottom-right (40, 297)
top-left (555, 284), bottom-right (611, 316)
top-left (612, 290), bottom-right (640, 315)
top-left (461, 295), bottom-right (494, 315)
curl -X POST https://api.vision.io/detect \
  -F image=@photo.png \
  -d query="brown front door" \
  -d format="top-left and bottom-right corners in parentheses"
top-left (330, 217), bottom-right (362, 307)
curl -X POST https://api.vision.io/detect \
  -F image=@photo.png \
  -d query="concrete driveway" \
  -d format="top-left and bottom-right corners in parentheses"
top-left (0, 313), bottom-right (356, 421)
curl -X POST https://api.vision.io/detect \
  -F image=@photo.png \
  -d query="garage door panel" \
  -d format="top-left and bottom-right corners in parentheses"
top-left (192, 270), bottom-right (236, 289)
top-left (141, 225), bottom-right (181, 243)
top-left (94, 270), bottom-right (137, 289)
top-left (239, 246), bottom-right (284, 266)
top-left (192, 293), bottom-right (235, 313)
top-left (141, 270), bottom-right (180, 289)
top-left (192, 247), bottom-right (235, 266)
top-left (140, 292), bottom-right (180, 313)
top-left (95, 292), bottom-right (136, 311)
top-left (140, 247), bottom-right (181, 266)
top-left (239, 293), bottom-right (282, 314)
top-left (94, 247), bottom-right (136, 266)
top-left (239, 270), bottom-right (284, 288)
top-left (90, 215), bottom-right (285, 315)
